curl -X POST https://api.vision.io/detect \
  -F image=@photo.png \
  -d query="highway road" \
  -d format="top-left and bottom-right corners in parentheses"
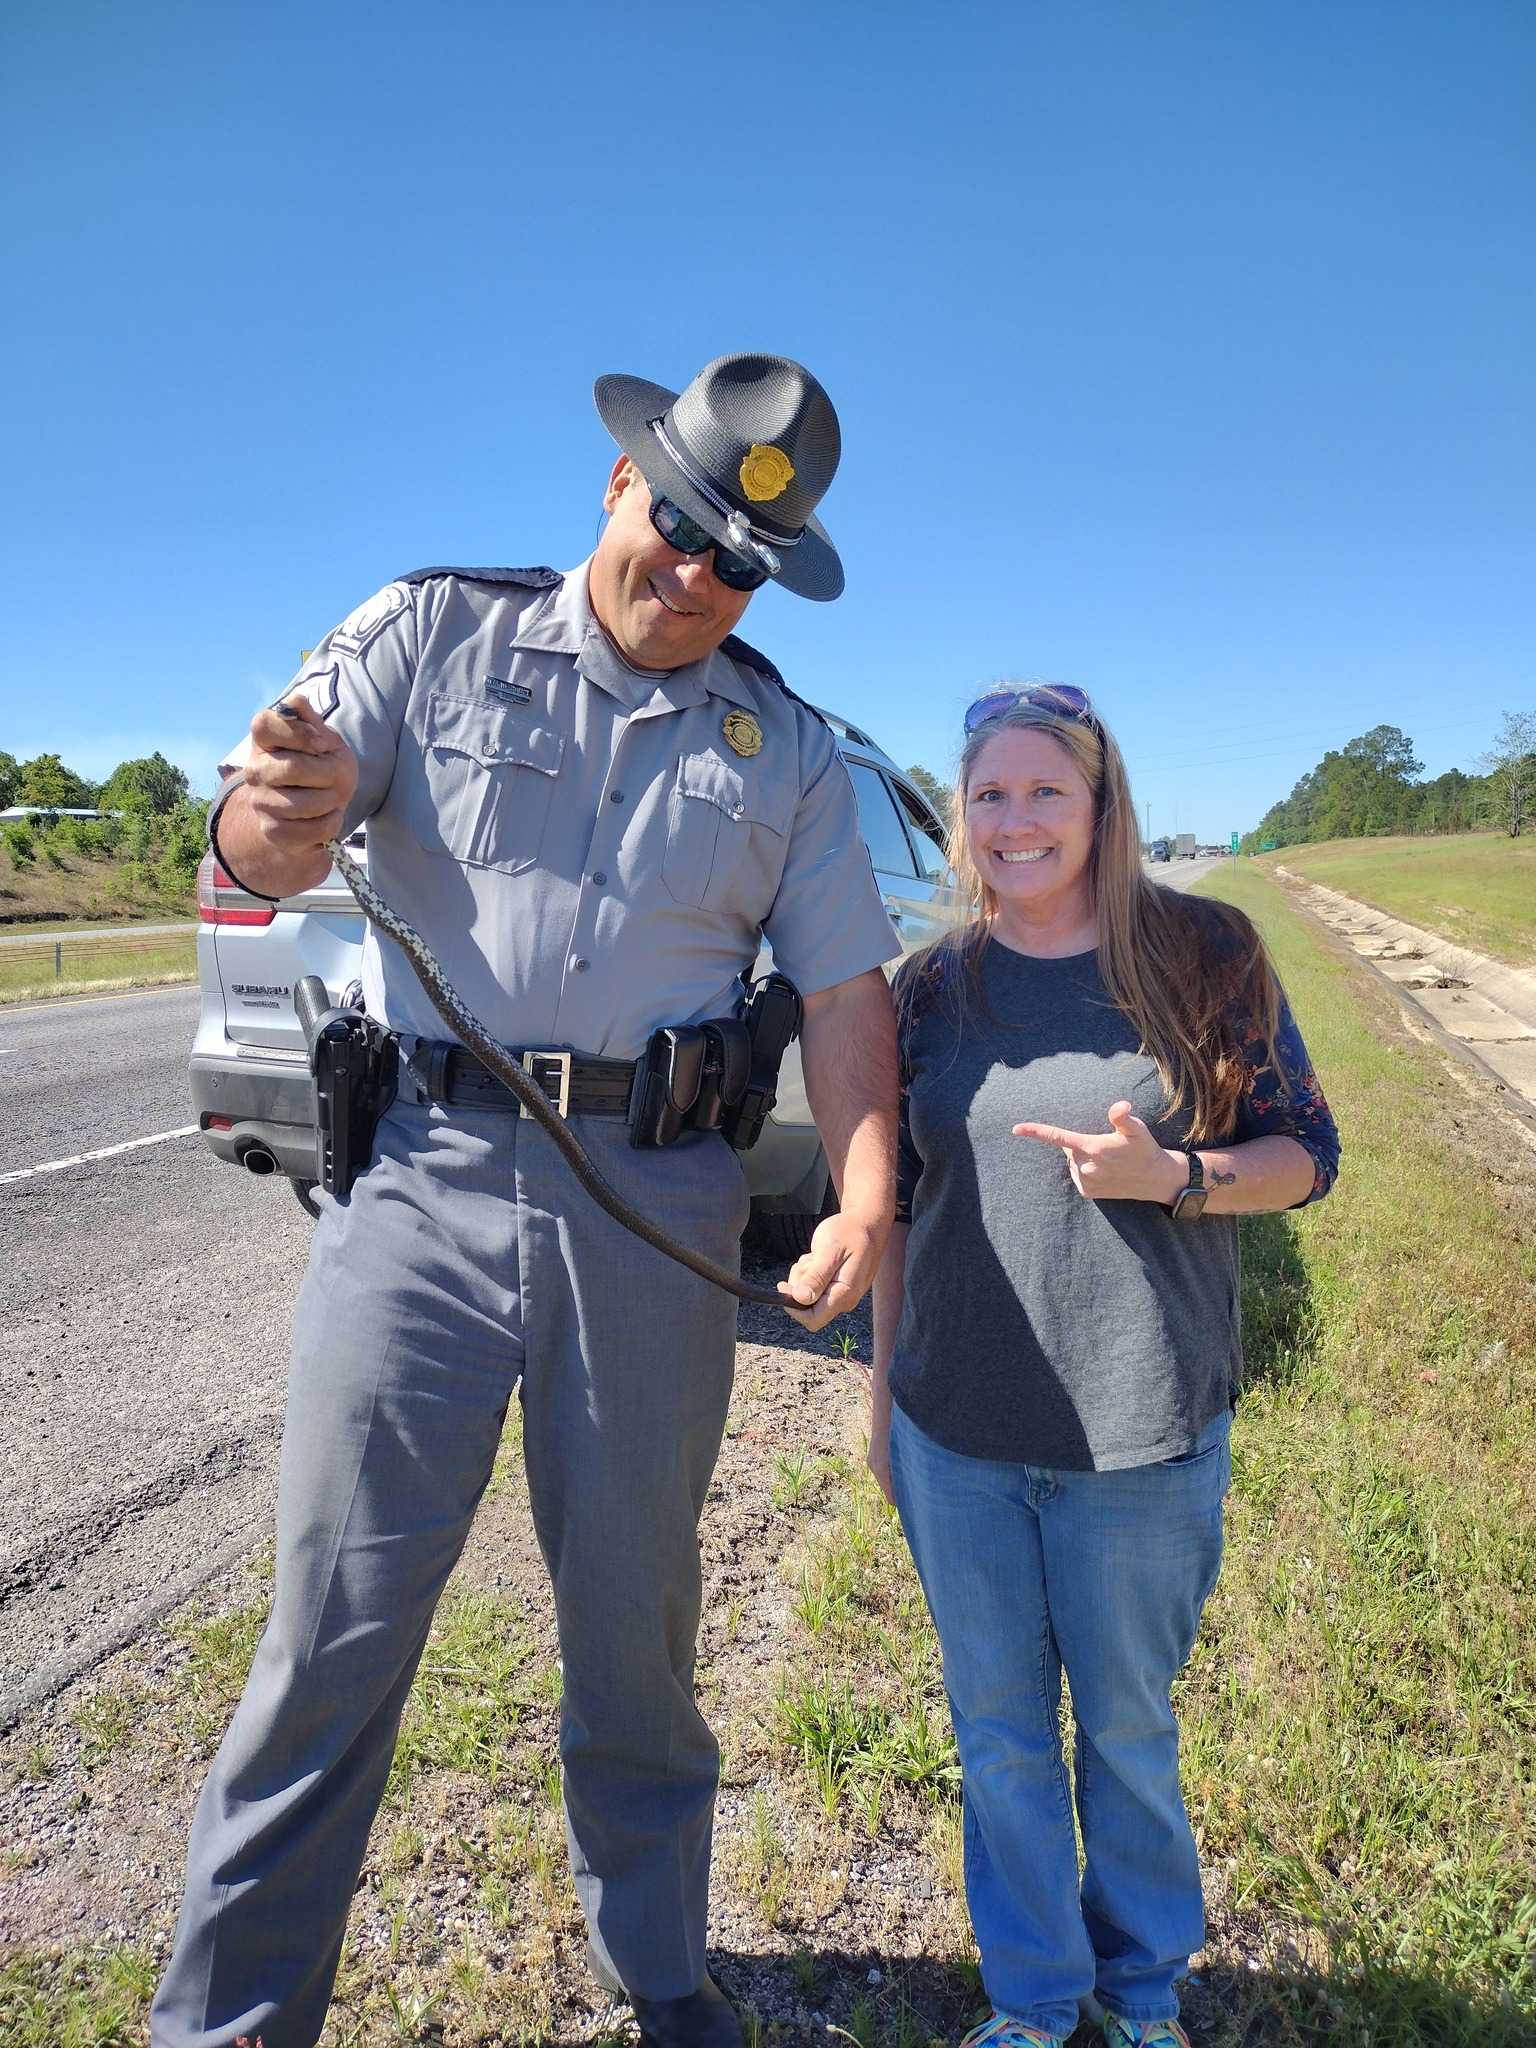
top-left (1147, 852), bottom-right (1227, 892)
top-left (0, 987), bottom-right (312, 1730)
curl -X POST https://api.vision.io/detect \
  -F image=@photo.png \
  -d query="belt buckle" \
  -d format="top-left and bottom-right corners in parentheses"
top-left (520, 1050), bottom-right (572, 1118)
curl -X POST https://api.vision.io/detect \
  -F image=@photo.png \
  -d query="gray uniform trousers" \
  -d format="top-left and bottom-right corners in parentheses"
top-left (150, 1094), bottom-right (748, 2048)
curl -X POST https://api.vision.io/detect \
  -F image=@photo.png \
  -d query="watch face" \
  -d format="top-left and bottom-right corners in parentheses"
top-left (1171, 1185), bottom-right (1209, 1221)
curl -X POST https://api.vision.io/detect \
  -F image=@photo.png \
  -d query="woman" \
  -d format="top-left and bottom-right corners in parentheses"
top-left (869, 684), bottom-right (1339, 2048)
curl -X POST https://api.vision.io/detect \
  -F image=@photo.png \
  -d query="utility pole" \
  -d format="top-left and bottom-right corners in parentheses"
top-left (1144, 799), bottom-right (1151, 850)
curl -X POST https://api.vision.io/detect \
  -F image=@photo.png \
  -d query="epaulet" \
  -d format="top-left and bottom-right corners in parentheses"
top-left (719, 632), bottom-right (784, 685)
top-left (396, 564), bottom-right (563, 589)
top-left (721, 633), bottom-right (832, 731)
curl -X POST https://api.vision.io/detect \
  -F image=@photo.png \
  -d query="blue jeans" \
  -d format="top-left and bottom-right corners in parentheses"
top-left (888, 1403), bottom-right (1230, 2039)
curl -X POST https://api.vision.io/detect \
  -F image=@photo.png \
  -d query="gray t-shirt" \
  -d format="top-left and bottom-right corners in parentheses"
top-left (890, 935), bottom-right (1335, 1472)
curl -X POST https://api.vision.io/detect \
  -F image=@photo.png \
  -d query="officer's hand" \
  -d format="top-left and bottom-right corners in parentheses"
top-left (242, 694), bottom-right (359, 853)
top-left (778, 1210), bottom-right (886, 1332)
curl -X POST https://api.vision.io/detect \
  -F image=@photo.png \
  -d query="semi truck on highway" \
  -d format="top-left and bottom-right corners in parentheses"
top-left (1175, 832), bottom-right (1197, 859)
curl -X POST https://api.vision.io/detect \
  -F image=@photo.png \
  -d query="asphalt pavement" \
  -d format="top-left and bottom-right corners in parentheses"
top-left (1146, 853), bottom-right (1227, 892)
top-left (0, 987), bottom-right (312, 1729)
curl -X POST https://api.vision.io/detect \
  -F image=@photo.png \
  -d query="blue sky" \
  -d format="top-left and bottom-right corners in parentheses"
top-left (3, 0), bottom-right (1531, 842)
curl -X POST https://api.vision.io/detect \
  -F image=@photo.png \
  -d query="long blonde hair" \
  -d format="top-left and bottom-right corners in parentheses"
top-left (905, 697), bottom-right (1282, 1144)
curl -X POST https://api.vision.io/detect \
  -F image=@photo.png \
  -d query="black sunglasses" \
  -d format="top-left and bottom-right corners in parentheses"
top-left (648, 493), bottom-right (771, 592)
top-left (964, 683), bottom-right (1099, 735)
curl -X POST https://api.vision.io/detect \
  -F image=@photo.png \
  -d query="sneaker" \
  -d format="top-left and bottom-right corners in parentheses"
top-left (1101, 2016), bottom-right (1191, 2048)
top-left (960, 2016), bottom-right (1067, 2048)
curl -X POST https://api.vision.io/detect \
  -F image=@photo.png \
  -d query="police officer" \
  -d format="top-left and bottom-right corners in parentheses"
top-left (151, 354), bottom-right (901, 2048)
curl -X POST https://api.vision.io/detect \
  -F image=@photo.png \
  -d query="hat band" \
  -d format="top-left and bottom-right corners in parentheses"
top-left (649, 417), bottom-right (805, 570)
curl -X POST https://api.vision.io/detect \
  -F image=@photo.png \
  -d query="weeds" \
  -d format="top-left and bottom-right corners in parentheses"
top-left (0, 1947), bottom-right (157, 2048)
top-left (386, 1589), bottom-right (534, 1801)
top-left (771, 1449), bottom-right (827, 1510)
top-left (71, 1683), bottom-right (146, 1768)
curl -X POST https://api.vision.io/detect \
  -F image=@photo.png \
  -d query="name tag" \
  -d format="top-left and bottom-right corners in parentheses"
top-left (484, 674), bottom-right (533, 705)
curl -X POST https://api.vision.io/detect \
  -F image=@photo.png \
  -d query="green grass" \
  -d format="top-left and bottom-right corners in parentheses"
top-left (766, 861), bottom-right (1536, 2043)
top-left (0, 931), bottom-right (197, 1003)
top-left (1266, 832), bottom-right (1536, 964)
top-left (1180, 861), bottom-right (1536, 2035)
top-left (0, 1948), bottom-right (157, 2048)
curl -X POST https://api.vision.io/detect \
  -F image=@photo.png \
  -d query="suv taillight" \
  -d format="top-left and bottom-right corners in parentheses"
top-left (197, 851), bottom-right (277, 927)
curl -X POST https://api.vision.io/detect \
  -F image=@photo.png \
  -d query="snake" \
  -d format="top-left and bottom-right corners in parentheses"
top-left (316, 833), bottom-right (796, 1310)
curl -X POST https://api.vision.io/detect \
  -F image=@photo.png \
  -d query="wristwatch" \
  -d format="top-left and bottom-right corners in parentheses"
top-left (1169, 1150), bottom-right (1208, 1221)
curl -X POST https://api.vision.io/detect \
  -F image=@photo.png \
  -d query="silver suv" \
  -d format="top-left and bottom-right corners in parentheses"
top-left (192, 712), bottom-right (955, 1255)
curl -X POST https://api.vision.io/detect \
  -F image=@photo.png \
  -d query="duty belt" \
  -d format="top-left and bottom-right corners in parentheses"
top-left (406, 1041), bottom-right (635, 1119)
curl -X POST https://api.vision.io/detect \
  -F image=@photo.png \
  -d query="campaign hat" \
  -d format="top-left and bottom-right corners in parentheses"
top-left (594, 352), bottom-right (844, 601)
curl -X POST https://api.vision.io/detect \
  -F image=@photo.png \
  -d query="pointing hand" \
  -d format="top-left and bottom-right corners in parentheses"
top-left (1012, 1099), bottom-right (1184, 1204)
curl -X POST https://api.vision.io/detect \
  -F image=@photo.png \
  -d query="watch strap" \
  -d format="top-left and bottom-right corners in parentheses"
top-left (1169, 1149), bottom-right (1207, 1220)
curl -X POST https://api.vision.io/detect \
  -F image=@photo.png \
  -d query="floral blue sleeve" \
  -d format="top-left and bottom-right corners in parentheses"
top-left (1231, 996), bottom-right (1340, 1204)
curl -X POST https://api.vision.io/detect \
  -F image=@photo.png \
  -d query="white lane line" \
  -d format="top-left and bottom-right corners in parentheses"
top-left (0, 984), bottom-right (200, 1020)
top-left (0, 1125), bottom-right (199, 1186)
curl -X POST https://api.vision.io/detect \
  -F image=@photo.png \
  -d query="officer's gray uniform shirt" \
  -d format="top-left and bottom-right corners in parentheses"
top-left (254, 560), bottom-right (901, 1051)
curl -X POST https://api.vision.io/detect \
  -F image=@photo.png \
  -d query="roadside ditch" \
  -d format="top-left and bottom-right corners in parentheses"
top-left (1273, 864), bottom-right (1536, 1119)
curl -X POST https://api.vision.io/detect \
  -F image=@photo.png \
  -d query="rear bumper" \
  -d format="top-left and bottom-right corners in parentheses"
top-left (190, 1052), bottom-right (318, 1179)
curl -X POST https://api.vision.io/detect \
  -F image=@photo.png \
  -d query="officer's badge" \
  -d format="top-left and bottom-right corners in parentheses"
top-left (739, 444), bottom-right (795, 503)
top-left (723, 711), bottom-right (764, 758)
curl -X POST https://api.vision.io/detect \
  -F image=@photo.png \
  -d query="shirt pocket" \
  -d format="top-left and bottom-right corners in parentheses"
top-left (660, 750), bottom-right (796, 912)
top-left (416, 690), bottom-right (564, 875)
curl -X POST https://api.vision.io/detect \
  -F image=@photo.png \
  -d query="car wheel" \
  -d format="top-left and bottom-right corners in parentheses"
top-left (291, 1177), bottom-right (321, 1220)
top-left (753, 1178), bottom-right (839, 1261)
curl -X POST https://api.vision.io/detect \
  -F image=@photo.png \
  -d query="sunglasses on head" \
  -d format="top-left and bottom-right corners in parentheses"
top-left (647, 493), bottom-right (771, 592)
top-left (964, 683), bottom-right (1099, 735)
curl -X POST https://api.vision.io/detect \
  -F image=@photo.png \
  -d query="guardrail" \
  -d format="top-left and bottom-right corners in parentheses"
top-left (0, 928), bottom-right (198, 996)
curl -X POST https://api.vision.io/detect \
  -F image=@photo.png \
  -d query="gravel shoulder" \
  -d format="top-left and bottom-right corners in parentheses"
top-left (1, 1266), bottom-right (988, 2045)
top-left (0, 1232), bottom-right (1325, 2048)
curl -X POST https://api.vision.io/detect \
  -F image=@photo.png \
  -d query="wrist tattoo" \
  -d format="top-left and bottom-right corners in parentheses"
top-left (1210, 1167), bottom-right (1237, 1187)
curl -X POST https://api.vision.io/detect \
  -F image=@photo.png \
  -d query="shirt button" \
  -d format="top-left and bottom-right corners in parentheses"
top-left (591, 871), bottom-right (607, 887)
top-left (610, 789), bottom-right (624, 804)
top-left (572, 957), bottom-right (590, 973)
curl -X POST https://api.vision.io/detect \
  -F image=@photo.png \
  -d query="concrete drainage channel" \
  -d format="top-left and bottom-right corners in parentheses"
top-left (1275, 867), bottom-right (1536, 1121)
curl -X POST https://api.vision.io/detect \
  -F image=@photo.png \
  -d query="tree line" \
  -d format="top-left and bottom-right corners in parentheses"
top-left (0, 748), bottom-right (209, 893)
top-left (1241, 711), bottom-right (1535, 854)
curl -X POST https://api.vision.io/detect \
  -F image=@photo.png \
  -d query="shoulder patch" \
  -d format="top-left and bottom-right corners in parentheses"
top-left (397, 564), bottom-right (563, 590)
top-left (331, 582), bottom-right (411, 657)
top-left (281, 660), bottom-right (341, 719)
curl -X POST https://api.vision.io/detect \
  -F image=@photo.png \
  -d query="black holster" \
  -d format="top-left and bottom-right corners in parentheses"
top-left (293, 975), bottom-right (399, 1197)
top-left (629, 973), bottom-right (802, 1152)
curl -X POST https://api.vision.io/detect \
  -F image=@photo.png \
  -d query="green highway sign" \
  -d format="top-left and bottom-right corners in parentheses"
top-left (1230, 832), bottom-right (1239, 853)
top-left (1260, 839), bottom-right (1277, 851)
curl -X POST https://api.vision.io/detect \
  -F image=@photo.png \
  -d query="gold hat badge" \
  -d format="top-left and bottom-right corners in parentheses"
top-left (722, 711), bottom-right (764, 758)
top-left (739, 444), bottom-right (795, 503)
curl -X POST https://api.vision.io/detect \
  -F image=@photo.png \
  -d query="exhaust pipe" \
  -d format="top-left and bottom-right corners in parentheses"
top-left (241, 1146), bottom-right (278, 1176)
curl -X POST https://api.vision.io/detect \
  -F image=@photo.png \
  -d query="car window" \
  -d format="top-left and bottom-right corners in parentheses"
top-left (845, 760), bottom-right (918, 880)
top-left (892, 782), bottom-right (950, 883)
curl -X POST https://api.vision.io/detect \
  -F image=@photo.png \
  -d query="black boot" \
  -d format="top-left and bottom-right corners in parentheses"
top-left (630, 1975), bottom-right (744, 2047)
